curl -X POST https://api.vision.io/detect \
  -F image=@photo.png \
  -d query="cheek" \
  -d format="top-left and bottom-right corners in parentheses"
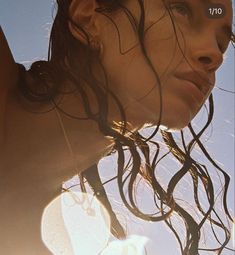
top-left (144, 18), bottom-right (186, 77)
top-left (103, 45), bottom-right (158, 102)
top-left (121, 53), bottom-right (158, 99)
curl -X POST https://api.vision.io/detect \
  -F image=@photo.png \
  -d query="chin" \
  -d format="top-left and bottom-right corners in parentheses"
top-left (160, 124), bottom-right (188, 133)
top-left (159, 97), bottom-right (199, 132)
top-left (160, 110), bottom-right (193, 132)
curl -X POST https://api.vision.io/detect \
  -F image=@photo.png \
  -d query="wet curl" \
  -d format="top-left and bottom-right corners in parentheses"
top-left (18, 0), bottom-right (234, 254)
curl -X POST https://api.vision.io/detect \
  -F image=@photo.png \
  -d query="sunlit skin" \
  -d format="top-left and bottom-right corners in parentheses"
top-left (0, 0), bottom-right (233, 254)
top-left (69, 0), bottom-right (232, 131)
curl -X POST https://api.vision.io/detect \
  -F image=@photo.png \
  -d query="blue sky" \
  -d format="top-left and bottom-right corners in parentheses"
top-left (0, 0), bottom-right (234, 254)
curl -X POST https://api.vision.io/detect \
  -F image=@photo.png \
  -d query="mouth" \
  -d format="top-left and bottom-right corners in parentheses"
top-left (174, 70), bottom-right (213, 97)
top-left (174, 77), bottom-right (205, 104)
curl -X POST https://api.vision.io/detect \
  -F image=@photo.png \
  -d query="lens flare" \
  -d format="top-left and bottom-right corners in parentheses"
top-left (41, 191), bottom-right (110, 255)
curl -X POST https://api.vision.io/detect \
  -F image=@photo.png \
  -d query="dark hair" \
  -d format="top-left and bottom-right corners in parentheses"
top-left (18, 0), bottom-right (235, 254)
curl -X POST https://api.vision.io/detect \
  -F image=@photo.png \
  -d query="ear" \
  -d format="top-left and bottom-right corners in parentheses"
top-left (68, 0), bottom-right (99, 45)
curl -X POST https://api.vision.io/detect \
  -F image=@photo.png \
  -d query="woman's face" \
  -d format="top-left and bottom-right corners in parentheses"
top-left (80, 0), bottom-right (233, 130)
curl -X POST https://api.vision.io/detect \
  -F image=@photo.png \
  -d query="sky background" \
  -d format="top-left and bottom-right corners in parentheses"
top-left (0, 0), bottom-right (234, 254)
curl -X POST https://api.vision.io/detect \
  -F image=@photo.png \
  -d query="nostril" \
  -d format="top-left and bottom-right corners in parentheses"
top-left (198, 56), bottom-right (211, 64)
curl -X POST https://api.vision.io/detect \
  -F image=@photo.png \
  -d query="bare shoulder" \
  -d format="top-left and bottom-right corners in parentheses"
top-left (0, 26), bottom-right (19, 144)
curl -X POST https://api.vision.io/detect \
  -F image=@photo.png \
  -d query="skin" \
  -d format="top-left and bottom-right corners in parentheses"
top-left (0, 27), bottom-right (19, 144)
top-left (0, 0), bottom-right (233, 254)
top-left (70, 0), bottom-right (232, 131)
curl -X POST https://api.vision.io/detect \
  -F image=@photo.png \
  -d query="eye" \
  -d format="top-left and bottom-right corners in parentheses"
top-left (169, 2), bottom-right (191, 17)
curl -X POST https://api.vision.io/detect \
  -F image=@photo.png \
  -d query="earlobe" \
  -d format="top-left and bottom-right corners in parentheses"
top-left (68, 0), bottom-right (99, 45)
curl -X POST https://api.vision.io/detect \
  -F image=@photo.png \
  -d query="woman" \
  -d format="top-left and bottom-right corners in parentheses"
top-left (0, 0), bottom-right (234, 254)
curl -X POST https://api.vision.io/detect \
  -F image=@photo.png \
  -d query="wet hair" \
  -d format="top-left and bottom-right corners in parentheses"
top-left (18, 0), bottom-right (235, 254)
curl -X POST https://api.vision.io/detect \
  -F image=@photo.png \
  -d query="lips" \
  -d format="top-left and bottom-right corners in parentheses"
top-left (174, 70), bottom-right (214, 96)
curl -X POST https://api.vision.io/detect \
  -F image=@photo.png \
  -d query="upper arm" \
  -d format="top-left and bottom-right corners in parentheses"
top-left (0, 26), bottom-right (19, 91)
top-left (0, 26), bottom-right (19, 144)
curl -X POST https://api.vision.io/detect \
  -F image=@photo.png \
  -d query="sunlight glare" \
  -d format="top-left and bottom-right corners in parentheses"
top-left (41, 191), bottom-right (110, 255)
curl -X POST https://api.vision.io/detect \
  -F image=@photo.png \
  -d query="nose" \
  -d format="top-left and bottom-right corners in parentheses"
top-left (190, 37), bottom-right (223, 73)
